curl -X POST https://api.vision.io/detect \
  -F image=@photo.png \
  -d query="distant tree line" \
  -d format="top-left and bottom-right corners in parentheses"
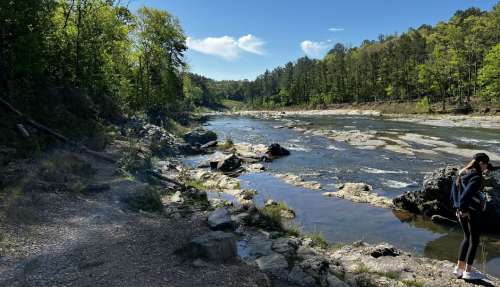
top-left (220, 3), bottom-right (500, 110)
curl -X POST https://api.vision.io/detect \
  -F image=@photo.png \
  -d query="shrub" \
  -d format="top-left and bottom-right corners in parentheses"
top-left (40, 153), bottom-right (96, 183)
top-left (305, 229), bottom-right (330, 249)
top-left (243, 190), bottom-right (254, 200)
top-left (416, 96), bottom-right (434, 112)
top-left (218, 137), bottom-right (234, 151)
top-left (122, 189), bottom-right (163, 213)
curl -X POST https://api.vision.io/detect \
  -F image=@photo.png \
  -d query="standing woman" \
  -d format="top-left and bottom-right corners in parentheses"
top-left (451, 153), bottom-right (489, 280)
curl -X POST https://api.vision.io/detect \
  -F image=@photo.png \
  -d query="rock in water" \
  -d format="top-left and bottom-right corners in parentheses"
top-left (393, 166), bottom-right (500, 231)
top-left (324, 183), bottom-right (393, 209)
top-left (216, 154), bottom-right (242, 171)
top-left (183, 129), bottom-right (217, 145)
top-left (268, 143), bottom-right (291, 156)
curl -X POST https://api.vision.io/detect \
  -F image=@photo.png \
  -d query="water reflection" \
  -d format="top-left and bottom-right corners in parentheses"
top-left (393, 210), bottom-right (500, 272)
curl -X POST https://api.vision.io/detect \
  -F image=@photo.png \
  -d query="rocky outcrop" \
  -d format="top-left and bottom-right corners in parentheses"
top-left (233, 142), bottom-right (269, 154)
top-left (393, 166), bottom-right (500, 231)
top-left (187, 231), bottom-right (238, 261)
top-left (323, 183), bottom-right (393, 209)
top-left (195, 154), bottom-right (226, 168)
top-left (240, 230), bottom-right (500, 287)
top-left (208, 207), bottom-right (235, 231)
top-left (273, 174), bottom-right (323, 190)
top-left (247, 163), bottom-right (265, 172)
top-left (200, 140), bottom-right (218, 149)
top-left (256, 253), bottom-right (290, 280)
top-left (183, 129), bottom-right (217, 145)
top-left (268, 143), bottom-right (291, 156)
top-left (217, 154), bottom-right (242, 171)
top-left (393, 166), bottom-right (459, 218)
top-left (228, 202), bottom-right (500, 287)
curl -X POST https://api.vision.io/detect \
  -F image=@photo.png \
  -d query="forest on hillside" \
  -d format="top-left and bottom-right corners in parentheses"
top-left (213, 3), bottom-right (500, 110)
top-left (3, 0), bottom-right (500, 135)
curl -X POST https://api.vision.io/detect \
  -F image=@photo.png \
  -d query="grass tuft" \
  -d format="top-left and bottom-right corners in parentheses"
top-left (304, 229), bottom-right (330, 249)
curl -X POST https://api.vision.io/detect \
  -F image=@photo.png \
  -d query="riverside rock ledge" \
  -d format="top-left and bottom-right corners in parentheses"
top-left (323, 183), bottom-right (393, 209)
top-left (393, 165), bottom-right (500, 231)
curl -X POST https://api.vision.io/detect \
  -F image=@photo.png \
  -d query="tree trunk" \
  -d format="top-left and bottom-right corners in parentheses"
top-left (146, 170), bottom-right (186, 190)
top-left (0, 97), bottom-right (119, 164)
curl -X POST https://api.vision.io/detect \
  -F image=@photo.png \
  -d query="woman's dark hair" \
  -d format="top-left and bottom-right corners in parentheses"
top-left (455, 158), bottom-right (485, 190)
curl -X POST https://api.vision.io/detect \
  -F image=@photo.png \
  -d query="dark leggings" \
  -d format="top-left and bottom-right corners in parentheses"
top-left (458, 210), bottom-right (482, 265)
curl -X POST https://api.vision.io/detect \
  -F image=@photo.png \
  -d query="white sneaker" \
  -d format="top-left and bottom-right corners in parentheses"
top-left (453, 266), bottom-right (464, 277)
top-left (463, 270), bottom-right (486, 280)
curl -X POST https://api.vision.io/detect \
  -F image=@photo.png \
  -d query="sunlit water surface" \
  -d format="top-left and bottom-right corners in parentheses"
top-left (182, 114), bottom-right (500, 278)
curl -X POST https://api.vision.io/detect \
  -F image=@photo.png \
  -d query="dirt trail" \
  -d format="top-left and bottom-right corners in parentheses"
top-left (0, 145), bottom-right (265, 287)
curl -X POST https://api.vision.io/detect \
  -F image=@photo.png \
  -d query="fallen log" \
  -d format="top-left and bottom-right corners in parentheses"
top-left (0, 97), bottom-right (118, 164)
top-left (25, 181), bottom-right (110, 193)
top-left (146, 170), bottom-right (186, 190)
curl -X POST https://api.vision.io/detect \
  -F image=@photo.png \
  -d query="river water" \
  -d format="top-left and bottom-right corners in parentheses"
top-left (182, 113), bottom-right (500, 278)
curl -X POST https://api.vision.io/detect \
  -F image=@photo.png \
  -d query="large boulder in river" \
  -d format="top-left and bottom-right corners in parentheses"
top-left (393, 165), bottom-right (500, 231)
top-left (268, 143), bottom-right (290, 156)
top-left (393, 166), bottom-right (459, 218)
top-left (183, 129), bottom-right (217, 145)
top-left (217, 154), bottom-right (242, 171)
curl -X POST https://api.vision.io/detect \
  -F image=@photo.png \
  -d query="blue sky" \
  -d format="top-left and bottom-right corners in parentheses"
top-left (129, 0), bottom-right (499, 81)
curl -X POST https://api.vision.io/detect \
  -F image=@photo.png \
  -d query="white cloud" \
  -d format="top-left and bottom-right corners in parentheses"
top-left (301, 40), bottom-right (330, 58)
top-left (238, 34), bottom-right (266, 55)
top-left (328, 28), bottom-right (344, 32)
top-left (186, 34), bottom-right (265, 61)
top-left (186, 36), bottom-right (239, 61)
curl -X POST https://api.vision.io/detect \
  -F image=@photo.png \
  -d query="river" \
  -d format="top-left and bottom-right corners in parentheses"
top-left (182, 113), bottom-right (500, 278)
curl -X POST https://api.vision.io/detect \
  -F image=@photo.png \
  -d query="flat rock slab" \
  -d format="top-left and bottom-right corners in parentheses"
top-left (324, 183), bottom-right (393, 209)
top-left (272, 237), bottom-right (300, 257)
top-left (247, 163), bottom-right (265, 172)
top-left (233, 142), bottom-right (269, 154)
top-left (288, 265), bottom-right (317, 287)
top-left (255, 253), bottom-right (289, 280)
top-left (398, 133), bottom-right (456, 147)
top-left (273, 174), bottom-right (323, 190)
top-left (328, 242), bottom-right (500, 287)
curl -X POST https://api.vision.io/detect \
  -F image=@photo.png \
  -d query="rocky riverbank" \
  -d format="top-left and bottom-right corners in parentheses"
top-left (2, 116), bottom-right (500, 287)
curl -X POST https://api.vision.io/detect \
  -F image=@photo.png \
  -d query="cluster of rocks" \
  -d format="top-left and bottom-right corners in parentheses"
top-left (273, 120), bottom-right (314, 130)
top-left (323, 183), bottom-right (393, 209)
top-left (393, 166), bottom-right (500, 231)
top-left (186, 204), bottom-right (500, 286)
top-left (120, 118), bottom-right (177, 145)
top-left (194, 142), bottom-right (290, 173)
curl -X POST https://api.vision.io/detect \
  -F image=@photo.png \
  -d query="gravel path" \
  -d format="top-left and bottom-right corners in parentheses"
top-left (0, 145), bottom-right (266, 287)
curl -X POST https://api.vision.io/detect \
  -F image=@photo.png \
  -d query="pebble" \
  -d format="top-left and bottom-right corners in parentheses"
top-left (193, 259), bottom-right (208, 267)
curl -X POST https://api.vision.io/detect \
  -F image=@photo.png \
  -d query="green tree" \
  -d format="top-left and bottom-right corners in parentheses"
top-left (478, 43), bottom-right (500, 101)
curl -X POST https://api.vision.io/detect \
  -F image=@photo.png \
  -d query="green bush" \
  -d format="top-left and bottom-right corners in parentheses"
top-left (40, 153), bottom-right (96, 183)
top-left (82, 125), bottom-right (119, 151)
top-left (123, 190), bottom-right (163, 213)
top-left (416, 96), bottom-right (434, 112)
top-left (243, 190), bottom-right (254, 200)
